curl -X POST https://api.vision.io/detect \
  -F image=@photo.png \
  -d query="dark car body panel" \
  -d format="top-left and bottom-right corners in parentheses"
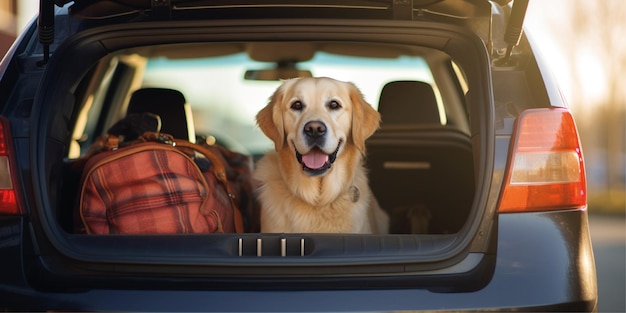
top-left (0, 211), bottom-right (595, 312)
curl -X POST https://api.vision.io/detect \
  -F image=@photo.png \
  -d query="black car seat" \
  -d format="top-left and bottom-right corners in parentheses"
top-left (366, 81), bottom-right (475, 234)
top-left (377, 80), bottom-right (441, 126)
top-left (126, 87), bottom-right (196, 142)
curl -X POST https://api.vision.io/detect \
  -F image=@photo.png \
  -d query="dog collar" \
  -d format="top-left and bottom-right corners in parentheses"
top-left (348, 185), bottom-right (360, 203)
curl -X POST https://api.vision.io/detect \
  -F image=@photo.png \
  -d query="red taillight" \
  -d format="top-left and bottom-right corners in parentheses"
top-left (0, 116), bottom-right (22, 215)
top-left (498, 108), bottom-right (587, 213)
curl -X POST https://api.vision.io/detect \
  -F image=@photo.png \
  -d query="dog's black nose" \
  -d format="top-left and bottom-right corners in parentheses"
top-left (304, 121), bottom-right (327, 138)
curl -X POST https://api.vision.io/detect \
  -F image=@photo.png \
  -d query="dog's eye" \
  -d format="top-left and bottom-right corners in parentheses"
top-left (291, 101), bottom-right (304, 111)
top-left (328, 100), bottom-right (342, 110)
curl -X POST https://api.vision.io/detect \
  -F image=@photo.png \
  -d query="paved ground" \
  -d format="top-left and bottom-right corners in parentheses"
top-left (588, 213), bottom-right (625, 313)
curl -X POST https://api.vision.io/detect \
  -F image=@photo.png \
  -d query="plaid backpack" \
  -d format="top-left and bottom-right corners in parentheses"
top-left (76, 131), bottom-right (249, 234)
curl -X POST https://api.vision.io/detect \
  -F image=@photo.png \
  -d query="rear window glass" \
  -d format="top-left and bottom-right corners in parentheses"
top-left (140, 51), bottom-right (436, 155)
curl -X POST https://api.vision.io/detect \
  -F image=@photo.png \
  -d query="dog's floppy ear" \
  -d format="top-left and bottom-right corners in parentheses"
top-left (257, 85), bottom-right (286, 151)
top-left (349, 82), bottom-right (380, 152)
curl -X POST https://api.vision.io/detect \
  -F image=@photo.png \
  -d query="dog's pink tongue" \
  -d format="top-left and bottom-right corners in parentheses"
top-left (302, 150), bottom-right (329, 169)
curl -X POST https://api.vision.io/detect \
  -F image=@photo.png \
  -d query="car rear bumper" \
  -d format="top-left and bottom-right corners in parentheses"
top-left (0, 210), bottom-right (597, 312)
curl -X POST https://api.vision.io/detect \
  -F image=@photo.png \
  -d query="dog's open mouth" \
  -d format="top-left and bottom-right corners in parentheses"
top-left (295, 142), bottom-right (341, 176)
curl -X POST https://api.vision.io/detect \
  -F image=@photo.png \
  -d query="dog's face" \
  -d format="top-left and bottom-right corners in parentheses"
top-left (257, 77), bottom-right (380, 176)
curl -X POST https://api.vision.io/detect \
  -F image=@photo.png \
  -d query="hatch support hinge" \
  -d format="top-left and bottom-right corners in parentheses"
top-left (37, 0), bottom-right (55, 66)
top-left (498, 0), bottom-right (530, 66)
top-left (151, 0), bottom-right (172, 20)
top-left (392, 0), bottom-right (414, 20)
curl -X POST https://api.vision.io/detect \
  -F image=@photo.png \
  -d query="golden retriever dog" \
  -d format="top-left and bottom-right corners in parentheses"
top-left (254, 77), bottom-right (389, 233)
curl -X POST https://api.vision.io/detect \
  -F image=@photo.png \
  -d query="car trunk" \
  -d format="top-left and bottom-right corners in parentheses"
top-left (20, 0), bottom-right (530, 291)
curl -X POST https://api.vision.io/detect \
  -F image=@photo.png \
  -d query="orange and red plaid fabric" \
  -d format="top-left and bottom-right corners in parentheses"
top-left (79, 142), bottom-right (236, 234)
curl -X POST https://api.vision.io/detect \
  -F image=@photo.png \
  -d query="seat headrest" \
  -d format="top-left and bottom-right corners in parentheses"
top-left (378, 81), bottom-right (440, 125)
top-left (127, 88), bottom-right (195, 142)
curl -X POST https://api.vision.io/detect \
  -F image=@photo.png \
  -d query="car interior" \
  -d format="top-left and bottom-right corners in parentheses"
top-left (59, 41), bottom-right (476, 236)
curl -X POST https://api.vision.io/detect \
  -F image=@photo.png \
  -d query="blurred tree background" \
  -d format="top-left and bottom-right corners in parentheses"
top-left (527, 0), bottom-right (626, 213)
